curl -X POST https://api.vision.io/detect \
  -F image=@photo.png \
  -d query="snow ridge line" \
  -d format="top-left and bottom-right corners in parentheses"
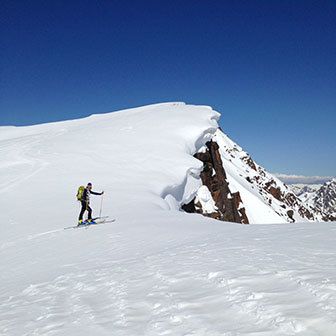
top-left (160, 125), bottom-right (219, 210)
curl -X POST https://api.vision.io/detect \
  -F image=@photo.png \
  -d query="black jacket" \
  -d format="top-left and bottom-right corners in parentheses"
top-left (82, 188), bottom-right (102, 202)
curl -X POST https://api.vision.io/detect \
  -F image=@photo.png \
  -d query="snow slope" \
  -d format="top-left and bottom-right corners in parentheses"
top-left (213, 130), bottom-right (321, 223)
top-left (0, 102), bottom-right (218, 240)
top-left (1, 103), bottom-right (336, 335)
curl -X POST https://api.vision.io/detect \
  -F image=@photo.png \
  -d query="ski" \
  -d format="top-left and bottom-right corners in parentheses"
top-left (92, 216), bottom-right (109, 220)
top-left (64, 218), bottom-right (115, 230)
top-left (70, 216), bottom-right (109, 228)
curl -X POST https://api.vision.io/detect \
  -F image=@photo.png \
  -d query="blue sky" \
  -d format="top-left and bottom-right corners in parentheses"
top-left (1, 0), bottom-right (335, 177)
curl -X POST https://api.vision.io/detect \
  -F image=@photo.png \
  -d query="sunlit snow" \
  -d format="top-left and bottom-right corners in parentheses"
top-left (1, 103), bottom-right (335, 335)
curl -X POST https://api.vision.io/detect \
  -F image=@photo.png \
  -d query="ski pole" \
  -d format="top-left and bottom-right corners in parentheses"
top-left (99, 192), bottom-right (104, 218)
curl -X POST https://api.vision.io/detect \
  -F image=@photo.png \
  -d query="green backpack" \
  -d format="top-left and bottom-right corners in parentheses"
top-left (77, 186), bottom-right (85, 201)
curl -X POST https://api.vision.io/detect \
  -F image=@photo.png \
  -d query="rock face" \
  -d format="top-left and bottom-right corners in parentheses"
top-left (183, 128), bottom-right (331, 224)
top-left (182, 140), bottom-right (248, 224)
top-left (314, 179), bottom-right (336, 220)
top-left (300, 179), bottom-right (336, 221)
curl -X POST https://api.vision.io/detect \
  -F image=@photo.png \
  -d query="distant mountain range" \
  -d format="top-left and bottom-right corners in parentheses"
top-left (289, 180), bottom-right (336, 221)
top-left (289, 184), bottom-right (322, 196)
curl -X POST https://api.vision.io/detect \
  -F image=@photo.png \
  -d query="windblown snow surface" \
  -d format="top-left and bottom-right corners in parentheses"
top-left (1, 103), bottom-right (335, 335)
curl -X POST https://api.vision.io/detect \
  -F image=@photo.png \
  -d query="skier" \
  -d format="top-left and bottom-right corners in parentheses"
top-left (78, 183), bottom-right (104, 225)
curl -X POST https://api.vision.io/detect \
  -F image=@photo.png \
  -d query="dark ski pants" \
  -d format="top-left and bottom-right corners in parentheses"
top-left (79, 201), bottom-right (92, 221)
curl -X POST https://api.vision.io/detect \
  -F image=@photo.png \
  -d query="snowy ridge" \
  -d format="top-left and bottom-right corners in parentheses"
top-left (1, 103), bottom-right (336, 335)
top-left (212, 129), bottom-right (322, 223)
top-left (0, 102), bottom-right (219, 239)
top-left (185, 129), bottom-right (323, 224)
top-left (300, 179), bottom-right (336, 220)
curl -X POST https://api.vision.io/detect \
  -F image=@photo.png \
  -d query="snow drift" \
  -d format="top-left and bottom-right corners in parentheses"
top-left (1, 103), bottom-right (219, 238)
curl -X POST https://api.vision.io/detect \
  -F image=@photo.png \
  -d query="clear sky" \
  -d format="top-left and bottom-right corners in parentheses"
top-left (1, 0), bottom-right (335, 177)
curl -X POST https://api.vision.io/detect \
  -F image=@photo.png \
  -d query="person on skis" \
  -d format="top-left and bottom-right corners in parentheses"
top-left (78, 182), bottom-right (104, 225)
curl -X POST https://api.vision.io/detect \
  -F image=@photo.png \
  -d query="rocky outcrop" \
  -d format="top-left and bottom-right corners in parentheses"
top-left (261, 179), bottom-right (317, 221)
top-left (232, 192), bottom-right (249, 224)
top-left (182, 141), bottom-right (249, 224)
top-left (183, 127), bottom-right (333, 224)
top-left (287, 210), bottom-right (294, 222)
top-left (300, 179), bottom-right (336, 221)
top-left (242, 155), bottom-right (257, 171)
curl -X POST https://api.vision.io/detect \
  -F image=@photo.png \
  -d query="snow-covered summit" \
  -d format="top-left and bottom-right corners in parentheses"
top-left (1, 101), bottom-right (330, 232)
top-left (300, 179), bottom-right (336, 221)
top-left (1, 103), bottom-right (221, 238)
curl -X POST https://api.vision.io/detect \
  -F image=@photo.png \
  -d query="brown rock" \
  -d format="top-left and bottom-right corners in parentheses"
top-left (242, 155), bottom-right (257, 171)
top-left (287, 210), bottom-right (294, 222)
top-left (182, 140), bottom-right (248, 224)
top-left (269, 186), bottom-right (282, 201)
